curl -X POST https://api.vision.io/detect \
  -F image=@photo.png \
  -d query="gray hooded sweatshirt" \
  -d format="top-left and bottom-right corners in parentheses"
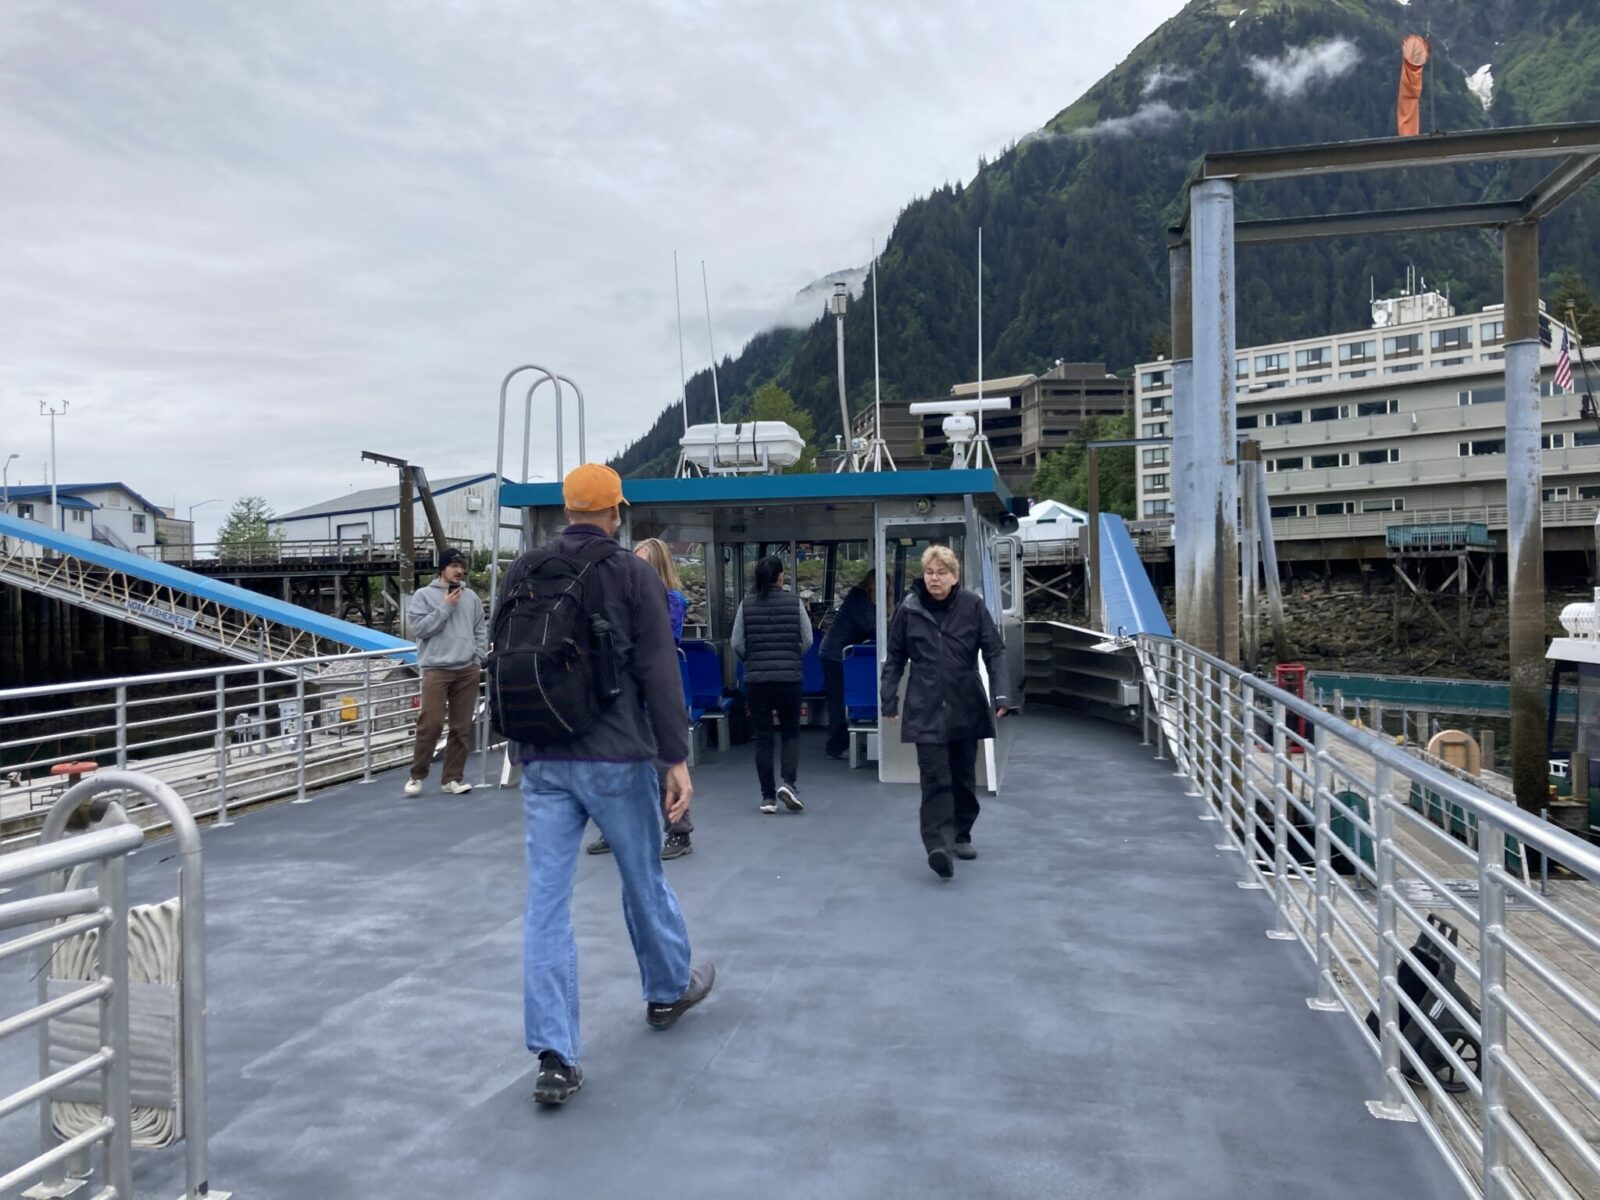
top-left (406, 578), bottom-right (487, 670)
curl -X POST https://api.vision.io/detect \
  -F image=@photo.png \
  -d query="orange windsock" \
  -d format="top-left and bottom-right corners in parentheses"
top-left (1397, 34), bottom-right (1429, 137)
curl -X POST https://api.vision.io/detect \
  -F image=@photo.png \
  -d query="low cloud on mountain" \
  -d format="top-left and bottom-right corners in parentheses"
top-left (1248, 38), bottom-right (1361, 99)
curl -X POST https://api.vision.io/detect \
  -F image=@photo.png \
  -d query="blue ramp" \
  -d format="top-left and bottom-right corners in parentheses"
top-left (1095, 513), bottom-right (1171, 638)
top-left (0, 513), bottom-right (413, 664)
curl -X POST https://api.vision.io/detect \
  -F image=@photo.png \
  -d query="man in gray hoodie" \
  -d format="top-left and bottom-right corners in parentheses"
top-left (405, 546), bottom-right (487, 796)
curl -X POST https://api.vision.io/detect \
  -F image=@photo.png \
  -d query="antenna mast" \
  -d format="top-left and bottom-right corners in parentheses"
top-left (863, 240), bottom-right (896, 471)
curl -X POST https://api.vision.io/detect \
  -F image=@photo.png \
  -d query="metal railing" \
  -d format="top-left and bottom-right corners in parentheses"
top-left (140, 536), bottom-right (471, 567)
top-left (0, 783), bottom-right (144, 1197)
top-left (1139, 635), bottom-right (1600, 1200)
top-left (0, 648), bottom-right (496, 851)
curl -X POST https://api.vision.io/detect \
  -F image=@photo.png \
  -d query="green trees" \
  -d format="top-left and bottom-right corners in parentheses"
top-left (1549, 269), bottom-right (1600, 344)
top-left (750, 383), bottom-right (817, 473)
top-left (1030, 415), bottom-right (1137, 519)
top-left (215, 496), bottom-right (281, 562)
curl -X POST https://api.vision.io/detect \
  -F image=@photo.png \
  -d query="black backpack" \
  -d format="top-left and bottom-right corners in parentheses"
top-left (488, 538), bottom-right (623, 744)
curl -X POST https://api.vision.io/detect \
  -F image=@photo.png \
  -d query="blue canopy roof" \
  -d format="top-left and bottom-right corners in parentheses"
top-left (501, 468), bottom-right (1015, 512)
top-left (0, 513), bottom-right (413, 659)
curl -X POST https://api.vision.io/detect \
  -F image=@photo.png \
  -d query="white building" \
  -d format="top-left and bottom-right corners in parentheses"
top-left (1, 482), bottom-right (173, 554)
top-left (1019, 499), bottom-right (1088, 545)
top-left (272, 473), bottom-right (509, 555)
top-left (1133, 290), bottom-right (1596, 537)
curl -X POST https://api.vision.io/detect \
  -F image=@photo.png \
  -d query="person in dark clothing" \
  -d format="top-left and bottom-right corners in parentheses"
top-left (880, 544), bottom-right (1012, 880)
top-left (500, 464), bottom-right (714, 1107)
top-left (820, 571), bottom-right (876, 759)
top-left (588, 536), bottom-right (695, 860)
top-left (731, 556), bottom-right (813, 814)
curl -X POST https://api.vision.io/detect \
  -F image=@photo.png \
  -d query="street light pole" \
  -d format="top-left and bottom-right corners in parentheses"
top-left (39, 401), bottom-right (68, 531)
top-left (831, 282), bottom-right (856, 472)
top-left (2, 453), bottom-right (17, 516)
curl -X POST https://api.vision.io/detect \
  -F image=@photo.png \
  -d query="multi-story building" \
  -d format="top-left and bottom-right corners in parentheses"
top-left (855, 362), bottom-right (1131, 489)
top-left (1133, 291), bottom-right (1595, 534)
top-left (1, 482), bottom-right (168, 554)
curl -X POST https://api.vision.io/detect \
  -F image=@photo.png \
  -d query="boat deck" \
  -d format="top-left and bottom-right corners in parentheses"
top-left (0, 710), bottom-right (1457, 1199)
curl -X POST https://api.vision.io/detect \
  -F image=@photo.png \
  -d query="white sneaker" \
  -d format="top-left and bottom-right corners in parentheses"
top-left (442, 781), bottom-right (473, 795)
top-left (403, 778), bottom-right (423, 797)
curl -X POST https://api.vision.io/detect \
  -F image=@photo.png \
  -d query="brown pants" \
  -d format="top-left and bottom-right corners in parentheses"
top-left (411, 665), bottom-right (480, 784)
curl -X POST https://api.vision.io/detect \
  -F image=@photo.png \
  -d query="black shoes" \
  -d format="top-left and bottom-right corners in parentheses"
top-left (927, 847), bottom-right (954, 880)
top-left (533, 1052), bottom-right (583, 1106)
top-left (952, 842), bottom-right (977, 860)
top-left (777, 783), bottom-right (804, 812)
top-left (662, 832), bottom-right (693, 860)
top-left (586, 834), bottom-right (612, 855)
top-left (647, 961), bottom-right (716, 1030)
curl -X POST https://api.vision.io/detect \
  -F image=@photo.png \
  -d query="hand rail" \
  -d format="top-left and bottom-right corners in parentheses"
top-left (1138, 633), bottom-right (1600, 1198)
top-left (0, 800), bottom-right (142, 1197)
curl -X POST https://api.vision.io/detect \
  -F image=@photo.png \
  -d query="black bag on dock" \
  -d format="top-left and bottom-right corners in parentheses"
top-left (1364, 913), bottom-right (1482, 1094)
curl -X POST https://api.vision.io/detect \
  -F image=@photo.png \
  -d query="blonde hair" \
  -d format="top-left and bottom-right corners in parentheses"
top-left (921, 544), bottom-right (960, 576)
top-left (634, 537), bottom-right (682, 591)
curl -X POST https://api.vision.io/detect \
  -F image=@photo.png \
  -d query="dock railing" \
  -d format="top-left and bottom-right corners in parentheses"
top-left (0, 783), bottom-right (145, 1198)
top-left (1139, 635), bottom-right (1600, 1199)
top-left (0, 648), bottom-right (497, 851)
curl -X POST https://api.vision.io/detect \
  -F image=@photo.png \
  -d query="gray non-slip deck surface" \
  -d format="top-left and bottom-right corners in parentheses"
top-left (0, 711), bottom-right (1458, 1199)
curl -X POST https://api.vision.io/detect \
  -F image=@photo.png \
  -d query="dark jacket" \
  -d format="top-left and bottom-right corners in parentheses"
top-left (880, 581), bottom-right (1012, 745)
top-left (499, 524), bottom-right (689, 765)
top-left (820, 586), bottom-right (875, 662)
top-left (731, 587), bottom-right (812, 685)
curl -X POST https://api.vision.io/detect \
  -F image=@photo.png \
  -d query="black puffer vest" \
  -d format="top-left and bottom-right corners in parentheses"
top-left (740, 588), bottom-right (804, 684)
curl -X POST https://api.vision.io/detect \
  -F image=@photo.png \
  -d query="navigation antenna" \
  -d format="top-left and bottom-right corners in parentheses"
top-left (673, 252), bottom-right (699, 477)
top-left (701, 260), bottom-right (726, 470)
top-left (861, 239), bottom-right (897, 471)
top-left (970, 227), bottom-right (994, 471)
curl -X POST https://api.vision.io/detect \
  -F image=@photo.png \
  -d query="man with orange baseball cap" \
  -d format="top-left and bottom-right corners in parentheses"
top-left (493, 463), bottom-right (714, 1107)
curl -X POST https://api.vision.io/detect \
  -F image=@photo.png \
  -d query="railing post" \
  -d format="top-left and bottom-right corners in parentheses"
top-left (114, 685), bottom-right (128, 770)
top-left (256, 668), bottom-right (267, 758)
top-left (1477, 815), bottom-right (1510, 1193)
top-left (1367, 761), bottom-right (1416, 1121)
top-left (1235, 681), bottom-right (1260, 876)
top-left (1308, 725), bottom-right (1341, 1012)
top-left (99, 843), bottom-right (133, 1198)
top-left (213, 675), bottom-right (232, 828)
top-left (361, 657), bottom-right (374, 784)
top-left (291, 665), bottom-right (309, 804)
top-left (1268, 698), bottom-right (1294, 936)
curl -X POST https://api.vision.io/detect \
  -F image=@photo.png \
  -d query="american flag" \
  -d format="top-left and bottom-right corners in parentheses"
top-left (1556, 326), bottom-right (1574, 393)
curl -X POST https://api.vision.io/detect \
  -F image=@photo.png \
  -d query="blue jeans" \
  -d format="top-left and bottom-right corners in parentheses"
top-left (521, 759), bottom-right (692, 1065)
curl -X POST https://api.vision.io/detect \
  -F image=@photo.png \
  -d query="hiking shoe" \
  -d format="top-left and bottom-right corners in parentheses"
top-left (403, 778), bottom-right (423, 797)
top-left (647, 962), bottom-right (716, 1030)
top-left (586, 834), bottom-right (612, 855)
top-left (759, 799), bottom-right (779, 814)
top-left (952, 842), bottom-right (977, 860)
top-left (662, 832), bottom-right (693, 860)
top-left (533, 1052), bottom-right (583, 1106)
top-left (442, 780), bottom-right (473, 795)
top-left (777, 783), bottom-right (804, 812)
top-left (927, 847), bottom-right (954, 880)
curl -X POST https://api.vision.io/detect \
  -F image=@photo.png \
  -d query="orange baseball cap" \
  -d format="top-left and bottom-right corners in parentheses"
top-left (563, 463), bottom-right (628, 511)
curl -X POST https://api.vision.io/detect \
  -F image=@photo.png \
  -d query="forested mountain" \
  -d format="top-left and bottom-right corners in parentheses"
top-left (613, 0), bottom-right (1600, 479)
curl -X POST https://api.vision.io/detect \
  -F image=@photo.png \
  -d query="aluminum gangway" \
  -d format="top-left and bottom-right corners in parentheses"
top-left (0, 513), bottom-right (412, 665)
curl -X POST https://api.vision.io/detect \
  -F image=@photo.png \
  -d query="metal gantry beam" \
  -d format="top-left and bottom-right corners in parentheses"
top-left (1198, 120), bottom-right (1600, 182)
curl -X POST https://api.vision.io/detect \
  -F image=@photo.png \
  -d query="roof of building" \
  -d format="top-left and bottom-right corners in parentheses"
top-left (3, 483), bottom-right (164, 513)
top-left (949, 373), bottom-right (1037, 399)
top-left (276, 473), bottom-right (498, 521)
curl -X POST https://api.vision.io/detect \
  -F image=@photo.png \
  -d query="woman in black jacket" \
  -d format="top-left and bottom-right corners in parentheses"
top-left (732, 556), bottom-right (814, 814)
top-left (880, 544), bottom-right (1012, 879)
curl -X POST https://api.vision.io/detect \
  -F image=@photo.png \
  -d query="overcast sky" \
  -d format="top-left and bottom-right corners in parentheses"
top-left (1, 0), bottom-right (1185, 539)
